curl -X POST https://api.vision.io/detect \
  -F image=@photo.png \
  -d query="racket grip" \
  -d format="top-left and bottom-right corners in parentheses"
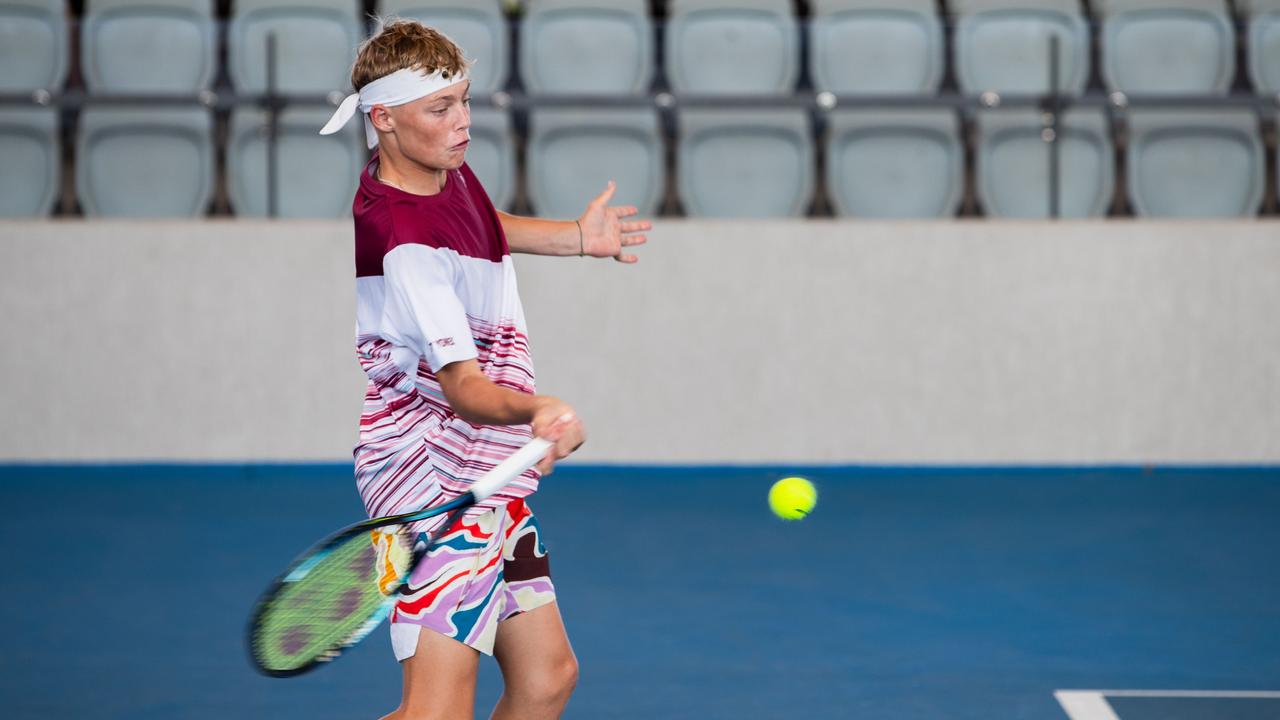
top-left (470, 437), bottom-right (555, 502)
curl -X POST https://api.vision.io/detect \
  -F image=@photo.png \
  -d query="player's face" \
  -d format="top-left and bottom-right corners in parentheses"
top-left (386, 80), bottom-right (472, 172)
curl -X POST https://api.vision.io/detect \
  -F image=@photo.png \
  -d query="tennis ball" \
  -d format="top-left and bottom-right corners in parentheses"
top-left (768, 477), bottom-right (817, 520)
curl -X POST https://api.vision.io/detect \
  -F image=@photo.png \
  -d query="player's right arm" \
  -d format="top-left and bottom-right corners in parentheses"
top-left (435, 359), bottom-right (585, 474)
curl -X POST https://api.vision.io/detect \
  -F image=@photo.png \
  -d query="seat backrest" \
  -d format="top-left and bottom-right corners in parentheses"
top-left (0, 0), bottom-right (68, 92)
top-left (1126, 108), bottom-right (1264, 217)
top-left (520, 0), bottom-right (652, 95)
top-left (1243, 0), bottom-right (1280, 94)
top-left (527, 108), bottom-right (663, 217)
top-left (229, 0), bottom-right (363, 93)
top-left (677, 108), bottom-right (813, 217)
top-left (809, 0), bottom-right (943, 94)
top-left (81, 0), bottom-right (216, 93)
top-left (377, 0), bottom-right (509, 95)
top-left (666, 0), bottom-right (798, 95)
top-left (466, 107), bottom-right (515, 211)
top-left (952, 0), bottom-right (1089, 95)
top-left (0, 109), bottom-right (59, 216)
top-left (1098, 0), bottom-right (1235, 95)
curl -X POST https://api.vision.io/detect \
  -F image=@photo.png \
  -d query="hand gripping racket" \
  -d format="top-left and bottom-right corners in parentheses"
top-left (247, 437), bottom-right (553, 677)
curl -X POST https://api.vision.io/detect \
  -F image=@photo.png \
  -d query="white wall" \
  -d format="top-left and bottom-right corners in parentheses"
top-left (1, 219), bottom-right (1277, 464)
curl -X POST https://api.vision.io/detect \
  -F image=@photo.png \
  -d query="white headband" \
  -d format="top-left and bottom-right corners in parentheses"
top-left (319, 68), bottom-right (470, 149)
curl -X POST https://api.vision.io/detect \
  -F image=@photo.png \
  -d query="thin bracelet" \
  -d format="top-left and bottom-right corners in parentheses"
top-left (575, 219), bottom-right (584, 257)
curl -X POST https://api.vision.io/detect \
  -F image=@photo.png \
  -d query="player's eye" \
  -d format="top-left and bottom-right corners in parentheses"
top-left (462, 96), bottom-right (472, 106)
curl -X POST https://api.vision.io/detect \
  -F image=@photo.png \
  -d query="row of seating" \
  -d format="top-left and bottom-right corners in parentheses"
top-left (3, 104), bottom-right (1274, 218)
top-left (4, 0), bottom-right (1280, 97)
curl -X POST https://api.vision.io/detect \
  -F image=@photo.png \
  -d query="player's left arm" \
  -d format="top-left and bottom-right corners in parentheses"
top-left (499, 181), bottom-right (651, 263)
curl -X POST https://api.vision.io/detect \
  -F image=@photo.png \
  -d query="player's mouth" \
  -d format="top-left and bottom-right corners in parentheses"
top-left (450, 140), bottom-right (469, 151)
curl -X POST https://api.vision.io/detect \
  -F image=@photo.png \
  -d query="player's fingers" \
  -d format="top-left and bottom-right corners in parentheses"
top-left (621, 220), bottom-right (651, 233)
top-left (612, 205), bottom-right (638, 218)
top-left (589, 180), bottom-right (617, 209)
top-left (620, 234), bottom-right (648, 247)
top-left (613, 253), bottom-right (639, 264)
top-left (536, 454), bottom-right (556, 476)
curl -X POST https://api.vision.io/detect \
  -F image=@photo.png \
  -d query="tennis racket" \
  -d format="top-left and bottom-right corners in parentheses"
top-left (247, 436), bottom-right (553, 677)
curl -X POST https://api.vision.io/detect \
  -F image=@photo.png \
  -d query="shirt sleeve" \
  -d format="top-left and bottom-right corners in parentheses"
top-left (381, 244), bottom-right (479, 372)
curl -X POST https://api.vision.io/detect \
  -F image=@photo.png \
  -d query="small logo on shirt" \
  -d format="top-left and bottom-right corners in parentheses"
top-left (434, 338), bottom-right (455, 348)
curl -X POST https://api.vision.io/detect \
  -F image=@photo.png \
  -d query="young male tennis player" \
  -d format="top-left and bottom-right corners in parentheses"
top-left (319, 19), bottom-right (650, 720)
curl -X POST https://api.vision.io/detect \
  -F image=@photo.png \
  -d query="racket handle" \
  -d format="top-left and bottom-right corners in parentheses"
top-left (470, 437), bottom-right (555, 502)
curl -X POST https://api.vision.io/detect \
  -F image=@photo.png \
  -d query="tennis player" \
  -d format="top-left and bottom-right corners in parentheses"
top-left (319, 19), bottom-right (650, 720)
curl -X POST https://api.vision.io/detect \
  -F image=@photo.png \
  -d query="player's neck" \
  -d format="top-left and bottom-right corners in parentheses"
top-left (375, 150), bottom-right (449, 196)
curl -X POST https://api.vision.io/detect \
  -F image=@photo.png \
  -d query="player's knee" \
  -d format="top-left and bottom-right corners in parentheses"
top-left (517, 654), bottom-right (578, 707)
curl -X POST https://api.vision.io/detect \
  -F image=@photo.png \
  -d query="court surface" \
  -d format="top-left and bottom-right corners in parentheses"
top-left (1, 465), bottom-right (1277, 719)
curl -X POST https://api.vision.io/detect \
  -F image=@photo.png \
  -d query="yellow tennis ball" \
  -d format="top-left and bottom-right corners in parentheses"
top-left (768, 477), bottom-right (817, 520)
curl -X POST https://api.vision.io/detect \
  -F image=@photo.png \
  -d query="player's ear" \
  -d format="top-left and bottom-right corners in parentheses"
top-left (369, 105), bottom-right (394, 134)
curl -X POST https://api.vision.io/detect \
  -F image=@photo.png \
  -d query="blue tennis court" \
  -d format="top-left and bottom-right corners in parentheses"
top-left (2, 465), bottom-right (1276, 719)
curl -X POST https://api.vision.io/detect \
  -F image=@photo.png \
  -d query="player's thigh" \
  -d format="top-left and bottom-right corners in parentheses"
top-left (492, 601), bottom-right (578, 698)
top-left (396, 627), bottom-right (482, 720)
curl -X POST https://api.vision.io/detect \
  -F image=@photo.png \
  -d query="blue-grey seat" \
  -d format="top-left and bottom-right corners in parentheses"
top-left (824, 109), bottom-right (962, 218)
top-left (377, 0), bottom-right (508, 94)
top-left (76, 107), bottom-right (214, 217)
top-left (678, 108), bottom-right (812, 217)
top-left (227, 106), bottom-right (364, 217)
top-left (519, 0), bottom-right (652, 95)
top-left (975, 108), bottom-right (1114, 218)
top-left (0, 0), bottom-right (67, 93)
top-left (0, 109), bottom-right (59, 216)
top-left (1126, 109), bottom-right (1264, 217)
top-left (467, 107), bottom-right (515, 212)
top-left (1097, 0), bottom-right (1235, 95)
top-left (527, 108), bottom-right (662, 218)
top-left (666, 0), bottom-right (799, 95)
top-left (81, 0), bottom-right (215, 93)
top-left (228, 0), bottom-right (362, 94)
top-left (1244, 0), bottom-right (1280, 94)
top-left (953, 0), bottom-right (1090, 95)
top-left (809, 0), bottom-right (943, 95)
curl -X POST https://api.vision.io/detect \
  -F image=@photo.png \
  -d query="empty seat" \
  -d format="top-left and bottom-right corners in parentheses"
top-left (0, 0), bottom-right (68, 92)
top-left (81, 0), bottom-right (215, 93)
top-left (824, 109), bottom-right (962, 218)
top-left (1097, 0), bottom-right (1235, 95)
top-left (953, 0), bottom-right (1090, 95)
top-left (666, 0), bottom-right (799, 95)
top-left (975, 108), bottom-right (1114, 218)
top-left (377, 0), bottom-right (508, 94)
top-left (678, 108), bottom-right (812, 217)
top-left (809, 0), bottom-right (943, 95)
top-left (519, 0), bottom-right (652, 95)
top-left (0, 109), bottom-right (59, 217)
top-left (1126, 109), bottom-right (1264, 217)
top-left (527, 108), bottom-right (663, 218)
top-left (228, 0), bottom-right (362, 94)
top-left (466, 107), bottom-right (515, 211)
top-left (227, 106), bottom-right (364, 217)
top-left (76, 107), bottom-right (214, 217)
top-left (1244, 0), bottom-right (1280, 94)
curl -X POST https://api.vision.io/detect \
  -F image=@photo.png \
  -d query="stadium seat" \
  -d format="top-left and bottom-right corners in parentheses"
top-left (377, 0), bottom-right (508, 95)
top-left (1097, 0), bottom-right (1235, 95)
top-left (677, 108), bottom-right (812, 217)
top-left (666, 0), bottom-right (799, 95)
top-left (76, 107), bottom-right (214, 217)
top-left (0, 109), bottom-right (59, 217)
top-left (519, 0), bottom-right (652, 95)
top-left (824, 109), bottom-right (962, 218)
top-left (466, 107), bottom-right (515, 212)
top-left (952, 0), bottom-right (1090, 95)
top-left (227, 106), bottom-right (364, 217)
top-left (809, 0), bottom-right (943, 95)
top-left (228, 0), bottom-right (362, 94)
top-left (1244, 0), bottom-right (1280, 94)
top-left (975, 108), bottom-right (1114, 218)
top-left (527, 107), bottom-right (663, 218)
top-left (80, 0), bottom-right (215, 93)
top-left (1126, 109), bottom-right (1264, 217)
top-left (0, 0), bottom-right (67, 93)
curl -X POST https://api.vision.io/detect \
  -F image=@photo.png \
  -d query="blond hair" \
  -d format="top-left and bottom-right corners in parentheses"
top-left (351, 19), bottom-right (470, 91)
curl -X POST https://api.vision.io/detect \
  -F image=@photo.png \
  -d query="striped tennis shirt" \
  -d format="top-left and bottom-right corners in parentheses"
top-left (351, 155), bottom-right (538, 526)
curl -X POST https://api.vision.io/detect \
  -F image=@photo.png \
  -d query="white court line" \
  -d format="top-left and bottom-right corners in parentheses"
top-left (1055, 690), bottom-right (1280, 720)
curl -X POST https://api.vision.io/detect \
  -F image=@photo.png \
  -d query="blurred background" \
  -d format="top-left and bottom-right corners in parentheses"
top-left (2, 1), bottom-right (1279, 719)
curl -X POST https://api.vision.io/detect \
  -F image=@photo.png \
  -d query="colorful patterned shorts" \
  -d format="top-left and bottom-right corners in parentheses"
top-left (382, 498), bottom-right (555, 659)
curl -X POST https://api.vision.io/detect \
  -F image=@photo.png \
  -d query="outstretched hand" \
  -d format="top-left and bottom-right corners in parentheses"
top-left (578, 181), bottom-right (652, 263)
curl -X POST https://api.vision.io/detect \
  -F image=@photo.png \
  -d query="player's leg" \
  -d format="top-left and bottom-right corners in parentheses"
top-left (488, 602), bottom-right (578, 720)
top-left (380, 627), bottom-right (482, 720)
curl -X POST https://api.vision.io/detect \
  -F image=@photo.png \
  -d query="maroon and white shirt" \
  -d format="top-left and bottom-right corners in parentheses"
top-left (352, 156), bottom-right (538, 525)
